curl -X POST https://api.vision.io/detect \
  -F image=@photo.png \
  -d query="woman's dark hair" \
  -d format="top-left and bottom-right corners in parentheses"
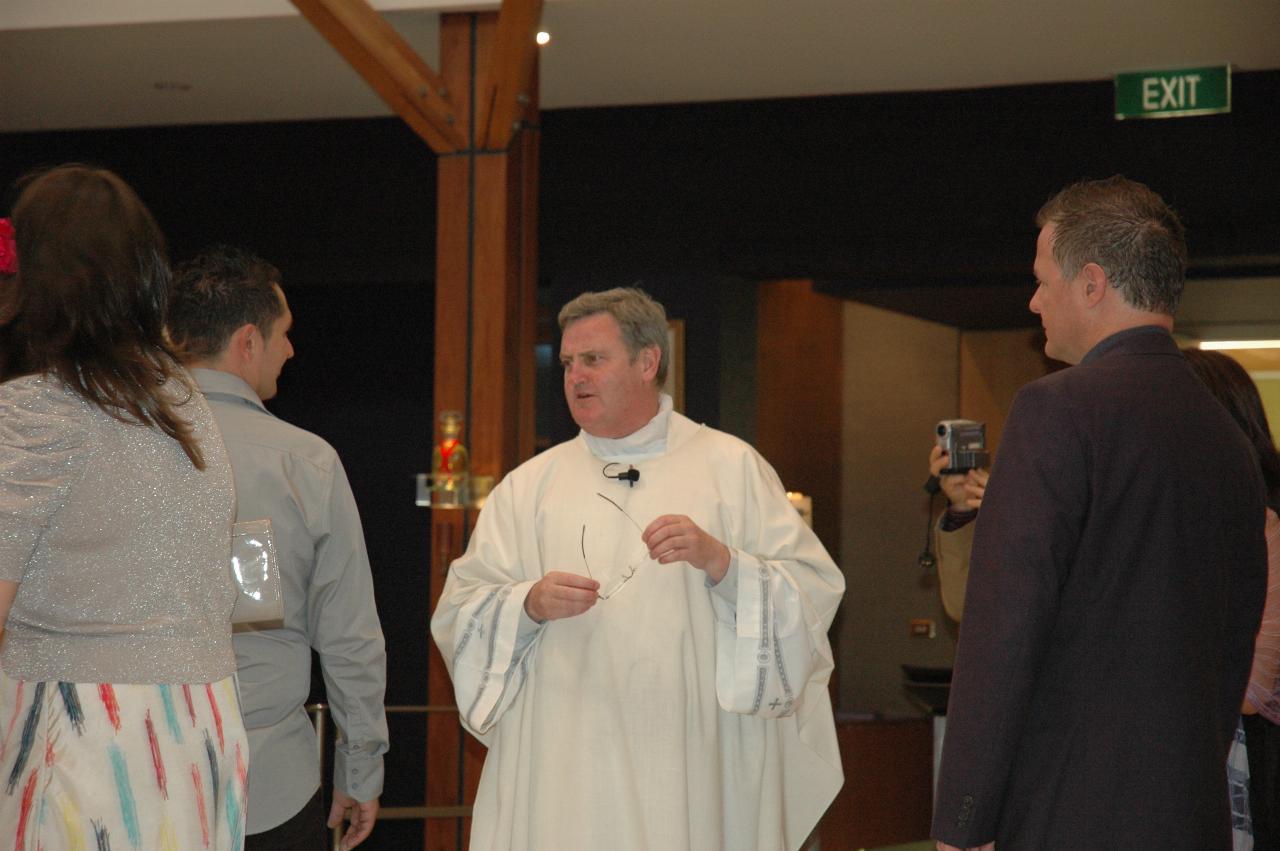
top-left (2, 164), bottom-right (204, 468)
top-left (1184, 348), bottom-right (1280, 512)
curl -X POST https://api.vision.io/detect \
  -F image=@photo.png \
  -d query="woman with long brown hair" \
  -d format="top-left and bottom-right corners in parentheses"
top-left (0, 165), bottom-right (247, 849)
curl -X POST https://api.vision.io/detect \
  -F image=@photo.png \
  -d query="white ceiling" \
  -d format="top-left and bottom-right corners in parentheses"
top-left (2, 0), bottom-right (1279, 133)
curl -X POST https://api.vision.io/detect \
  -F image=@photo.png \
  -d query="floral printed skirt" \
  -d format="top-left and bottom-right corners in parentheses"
top-left (0, 670), bottom-right (248, 850)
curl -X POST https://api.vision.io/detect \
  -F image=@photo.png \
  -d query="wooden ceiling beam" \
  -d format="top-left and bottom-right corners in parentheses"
top-left (290, 0), bottom-right (467, 153)
top-left (479, 0), bottom-right (543, 150)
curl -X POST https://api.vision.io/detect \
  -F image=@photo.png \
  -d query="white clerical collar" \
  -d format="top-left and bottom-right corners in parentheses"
top-left (581, 394), bottom-right (674, 462)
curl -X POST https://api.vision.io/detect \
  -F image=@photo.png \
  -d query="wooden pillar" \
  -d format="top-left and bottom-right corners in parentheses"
top-left (425, 12), bottom-right (539, 850)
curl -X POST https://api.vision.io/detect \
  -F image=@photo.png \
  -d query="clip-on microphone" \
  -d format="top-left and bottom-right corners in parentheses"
top-left (603, 463), bottom-right (640, 487)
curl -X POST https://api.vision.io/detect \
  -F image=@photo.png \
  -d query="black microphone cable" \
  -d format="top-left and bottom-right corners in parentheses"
top-left (918, 476), bottom-right (940, 571)
top-left (602, 462), bottom-right (640, 487)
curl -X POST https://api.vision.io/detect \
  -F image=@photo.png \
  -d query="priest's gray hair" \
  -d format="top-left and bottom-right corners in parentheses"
top-left (1036, 175), bottom-right (1187, 314)
top-left (558, 287), bottom-right (669, 386)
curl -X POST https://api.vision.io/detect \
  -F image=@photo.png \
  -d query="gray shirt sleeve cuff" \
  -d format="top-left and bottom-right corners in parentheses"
top-left (334, 742), bottom-right (386, 801)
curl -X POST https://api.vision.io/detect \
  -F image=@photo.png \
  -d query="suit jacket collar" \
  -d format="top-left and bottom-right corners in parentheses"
top-left (1080, 325), bottom-right (1177, 365)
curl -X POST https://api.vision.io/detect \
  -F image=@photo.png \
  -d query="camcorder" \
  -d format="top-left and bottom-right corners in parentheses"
top-left (936, 419), bottom-right (990, 474)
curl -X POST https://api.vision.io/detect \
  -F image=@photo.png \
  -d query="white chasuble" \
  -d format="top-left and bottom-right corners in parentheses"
top-left (431, 412), bottom-right (845, 850)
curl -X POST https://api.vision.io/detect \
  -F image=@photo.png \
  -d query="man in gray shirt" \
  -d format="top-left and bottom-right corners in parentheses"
top-left (169, 246), bottom-right (388, 851)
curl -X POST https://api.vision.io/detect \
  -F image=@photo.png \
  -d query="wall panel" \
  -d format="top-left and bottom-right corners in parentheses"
top-left (756, 280), bottom-right (844, 560)
top-left (840, 301), bottom-right (959, 715)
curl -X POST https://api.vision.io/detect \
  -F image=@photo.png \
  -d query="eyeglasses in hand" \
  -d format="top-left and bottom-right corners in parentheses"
top-left (580, 492), bottom-right (648, 601)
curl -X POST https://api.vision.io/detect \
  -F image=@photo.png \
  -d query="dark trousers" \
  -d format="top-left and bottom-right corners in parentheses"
top-left (245, 789), bottom-right (328, 851)
top-left (1245, 714), bottom-right (1280, 851)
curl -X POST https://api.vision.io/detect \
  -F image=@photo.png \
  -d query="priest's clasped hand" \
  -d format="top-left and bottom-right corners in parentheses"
top-left (524, 570), bottom-right (600, 623)
top-left (642, 515), bottom-right (731, 584)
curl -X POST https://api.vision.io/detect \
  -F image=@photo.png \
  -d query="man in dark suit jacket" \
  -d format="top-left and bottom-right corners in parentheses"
top-left (932, 176), bottom-right (1267, 851)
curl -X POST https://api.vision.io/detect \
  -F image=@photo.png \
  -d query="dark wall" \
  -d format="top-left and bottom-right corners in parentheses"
top-left (540, 72), bottom-right (1279, 276)
top-left (538, 71), bottom-right (1280, 328)
top-left (0, 119), bottom-right (436, 282)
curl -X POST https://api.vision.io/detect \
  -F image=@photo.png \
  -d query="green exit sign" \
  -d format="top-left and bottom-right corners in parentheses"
top-left (1115, 64), bottom-right (1231, 119)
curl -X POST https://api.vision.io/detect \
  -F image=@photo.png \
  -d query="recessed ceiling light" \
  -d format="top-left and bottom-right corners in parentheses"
top-left (536, 31), bottom-right (550, 46)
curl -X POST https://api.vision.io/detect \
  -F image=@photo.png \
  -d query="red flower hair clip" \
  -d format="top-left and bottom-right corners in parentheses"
top-left (0, 218), bottom-right (16, 276)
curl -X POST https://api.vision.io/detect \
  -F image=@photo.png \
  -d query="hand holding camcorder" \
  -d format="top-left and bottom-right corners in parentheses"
top-left (920, 421), bottom-right (991, 571)
top-left (936, 419), bottom-right (990, 475)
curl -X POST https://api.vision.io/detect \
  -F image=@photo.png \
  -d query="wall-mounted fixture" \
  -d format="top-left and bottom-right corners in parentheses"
top-left (415, 411), bottom-right (494, 509)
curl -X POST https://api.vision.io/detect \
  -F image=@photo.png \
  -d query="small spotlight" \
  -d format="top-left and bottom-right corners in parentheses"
top-left (536, 31), bottom-right (550, 45)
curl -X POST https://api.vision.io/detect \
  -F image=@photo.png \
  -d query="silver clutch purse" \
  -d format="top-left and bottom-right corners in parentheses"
top-left (230, 518), bottom-right (284, 625)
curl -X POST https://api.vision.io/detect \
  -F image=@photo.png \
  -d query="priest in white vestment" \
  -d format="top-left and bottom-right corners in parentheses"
top-left (430, 287), bottom-right (845, 850)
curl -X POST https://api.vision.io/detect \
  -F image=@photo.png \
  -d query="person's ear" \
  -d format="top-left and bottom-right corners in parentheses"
top-left (1081, 263), bottom-right (1108, 307)
top-left (229, 323), bottom-right (258, 362)
top-left (639, 345), bottom-right (660, 381)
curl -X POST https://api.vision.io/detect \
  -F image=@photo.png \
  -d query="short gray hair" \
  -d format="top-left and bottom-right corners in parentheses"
top-left (1036, 175), bottom-right (1187, 314)
top-left (558, 287), bottom-right (669, 386)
